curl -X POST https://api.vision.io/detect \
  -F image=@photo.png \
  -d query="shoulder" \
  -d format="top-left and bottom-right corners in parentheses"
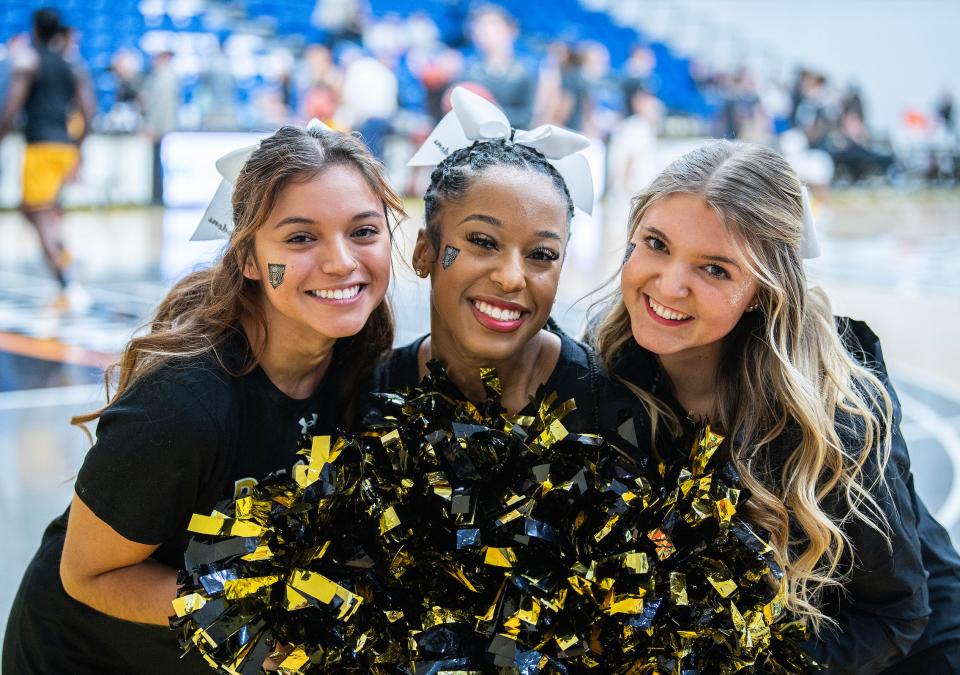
top-left (69, 58), bottom-right (92, 82)
top-left (100, 348), bottom-right (241, 438)
top-left (548, 325), bottom-right (642, 430)
top-left (836, 316), bottom-right (885, 371)
top-left (544, 322), bottom-right (593, 380)
top-left (553, 327), bottom-right (590, 367)
top-left (9, 44), bottom-right (39, 75)
top-left (606, 340), bottom-right (659, 392)
top-left (369, 336), bottom-right (426, 393)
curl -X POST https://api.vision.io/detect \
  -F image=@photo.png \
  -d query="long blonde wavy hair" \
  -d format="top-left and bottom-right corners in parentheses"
top-left (74, 125), bottom-right (406, 433)
top-left (591, 140), bottom-right (893, 632)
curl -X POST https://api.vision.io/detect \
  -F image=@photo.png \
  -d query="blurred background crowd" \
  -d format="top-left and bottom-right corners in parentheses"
top-left (1, 0), bottom-right (957, 211)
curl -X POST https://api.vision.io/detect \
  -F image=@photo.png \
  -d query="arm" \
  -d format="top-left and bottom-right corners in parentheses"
top-left (62, 370), bottom-right (222, 624)
top-left (805, 319), bottom-right (934, 673)
top-left (60, 492), bottom-right (178, 625)
top-left (0, 52), bottom-right (37, 139)
top-left (72, 63), bottom-right (97, 142)
top-left (806, 436), bottom-right (930, 674)
top-left (839, 318), bottom-right (960, 664)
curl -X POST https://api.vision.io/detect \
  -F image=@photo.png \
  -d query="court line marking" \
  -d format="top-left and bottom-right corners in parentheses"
top-left (0, 269), bottom-right (163, 306)
top-left (0, 384), bottom-right (105, 411)
top-left (894, 368), bottom-right (960, 404)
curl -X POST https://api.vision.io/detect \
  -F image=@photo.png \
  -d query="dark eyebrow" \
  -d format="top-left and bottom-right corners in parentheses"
top-left (535, 230), bottom-right (563, 241)
top-left (352, 210), bottom-right (385, 222)
top-left (274, 216), bottom-right (315, 229)
top-left (642, 225), bottom-right (670, 243)
top-left (458, 213), bottom-right (503, 227)
top-left (458, 214), bottom-right (561, 241)
top-left (274, 211), bottom-right (384, 229)
top-left (641, 225), bottom-right (741, 270)
top-left (703, 254), bottom-right (741, 271)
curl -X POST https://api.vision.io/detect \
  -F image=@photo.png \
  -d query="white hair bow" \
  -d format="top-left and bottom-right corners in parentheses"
top-left (408, 87), bottom-right (595, 215)
top-left (799, 185), bottom-right (821, 259)
top-left (192, 119), bottom-right (333, 241)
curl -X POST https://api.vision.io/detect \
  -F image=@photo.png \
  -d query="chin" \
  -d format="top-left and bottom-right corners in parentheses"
top-left (463, 334), bottom-right (526, 363)
top-left (317, 319), bottom-right (369, 340)
top-left (630, 323), bottom-right (673, 356)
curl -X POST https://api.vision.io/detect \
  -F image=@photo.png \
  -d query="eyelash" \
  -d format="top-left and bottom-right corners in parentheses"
top-left (352, 225), bottom-right (380, 239)
top-left (285, 226), bottom-right (380, 245)
top-left (643, 236), bottom-right (730, 279)
top-left (467, 234), bottom-right (559, 261)
top-left (467, 233), bottom-right (496, 249)
top-left (530, 246), bottom-right (560, 262)
top-left (644, 236), bottom-right (667, 252)
top-left (703, 264), bottom-right (729, 279)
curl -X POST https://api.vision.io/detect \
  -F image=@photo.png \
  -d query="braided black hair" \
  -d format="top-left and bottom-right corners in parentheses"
top-left (422, 139), bottom-right (575, 250)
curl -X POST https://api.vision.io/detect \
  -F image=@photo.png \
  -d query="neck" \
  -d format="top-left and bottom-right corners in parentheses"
top-left (657, 343), bottom-right (723, 420)
top-left (423, 327), bottom-right (558, 414)
top-left (241, 314), bottom-right (336, 400)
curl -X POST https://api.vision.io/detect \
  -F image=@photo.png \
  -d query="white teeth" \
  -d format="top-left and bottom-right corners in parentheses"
top-left (474, 300), bottom-right (521, 322)
top-left (311, 285), bottom-right (360, 300)
top-left (648, 296), bottom-right (691, 321)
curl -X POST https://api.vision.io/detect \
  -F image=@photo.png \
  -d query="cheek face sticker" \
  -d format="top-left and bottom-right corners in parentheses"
top-left (441, 246), bottom-right (460, 270)
top-left (268, 263), bottom-right (286, 289)
top-left (622, 242), bottom-right (637, 265)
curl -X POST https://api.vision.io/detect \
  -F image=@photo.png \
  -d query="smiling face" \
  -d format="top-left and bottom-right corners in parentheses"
top-left (243, 164), bottom-right (391, 349)
top-left (414, 166), bottom-right (568, 364)
top-left (621, 192), bottom-right (758, 366)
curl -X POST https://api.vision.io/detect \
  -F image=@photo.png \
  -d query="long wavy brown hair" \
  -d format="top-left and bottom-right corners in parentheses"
top-left (74, 125), bottom-right (406, 433)
top-left (590, 140), bottom-right (893, 632)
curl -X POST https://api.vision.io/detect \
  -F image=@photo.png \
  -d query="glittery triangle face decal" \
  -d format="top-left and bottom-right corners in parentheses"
top-left (623, 242), bottom-right (637, 265)
top-left (268, 263), bottom-right (286, 289)
top-left (442, 245), bottom-right (460, 270)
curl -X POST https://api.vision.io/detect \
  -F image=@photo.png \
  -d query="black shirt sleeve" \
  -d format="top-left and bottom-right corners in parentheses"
top-left (803, 318), bottom-right (934, 673)
top-left (805, 433), bottom-right (931, 673)
top-left (75, 367), bottom-right (225, 546)
top-left (840, 318), bottom-right (960, 670)
top-left (369, 337), bottom-right (426, 393)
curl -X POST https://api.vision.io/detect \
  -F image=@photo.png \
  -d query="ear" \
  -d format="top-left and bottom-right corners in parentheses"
top-left (243, 254), bottom-right (262, 281)
top-left (412, 228), bottom-right (437, 272)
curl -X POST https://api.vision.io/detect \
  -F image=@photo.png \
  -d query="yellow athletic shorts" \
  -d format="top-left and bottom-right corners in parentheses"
top-left (22, 142), bottom-right (79, 209)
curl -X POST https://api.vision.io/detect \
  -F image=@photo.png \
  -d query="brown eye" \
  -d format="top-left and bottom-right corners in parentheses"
top-left (529, 246), bottom-right (559, 262)
top-left (352, 226), bottom-right (380, 239)
top-left (467, 233), bottom-right (497, 250)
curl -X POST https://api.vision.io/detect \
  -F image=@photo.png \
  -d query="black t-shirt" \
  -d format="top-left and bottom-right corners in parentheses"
top-left (24, 44), bottom-right (79, 144)
top-left (3, 338), bottom-right (342, 674)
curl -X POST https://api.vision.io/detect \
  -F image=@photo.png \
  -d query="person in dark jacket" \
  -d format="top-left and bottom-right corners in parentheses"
top-left (590, 139), bottom-right (954, 673)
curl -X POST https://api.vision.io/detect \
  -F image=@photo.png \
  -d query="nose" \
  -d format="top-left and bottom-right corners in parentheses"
top-left (657, 261), bottom-right (691, 299)
top-left (320, 238), bottom-right (358, 276)
top-left (489, 249), bottom-right (526, 293)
